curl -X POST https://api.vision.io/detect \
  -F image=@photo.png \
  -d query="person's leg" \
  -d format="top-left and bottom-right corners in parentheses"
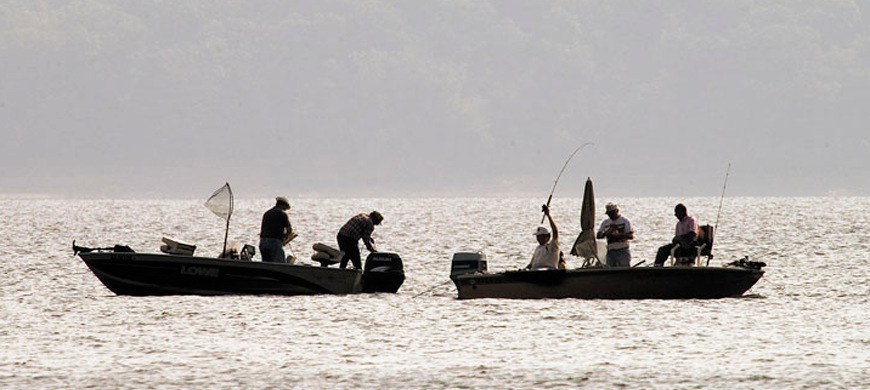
top-left (654, 243), bottom-right (675, 267)
top-left (259, 239), bottom-right (271, 262)
top-left (259, 238), bottom-right (285, 263)
top-left (337, 235), bottom-right (349, 268)
top-left (274, 243), bottom-right (286, 263)
top-left (616, 248), bottom-right (631, 267)
top-left (337, 235), bottom-right (360, 269)
top-left (350, 250), bottom-right (363, 270)
top-left (605, 250), bottom-right (616, 267)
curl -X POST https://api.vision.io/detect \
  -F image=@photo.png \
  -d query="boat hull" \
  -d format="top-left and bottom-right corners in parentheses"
top-left (79, 252), bottom-right (363, 296)
top-left (452, 267), bottom-right (764, 299)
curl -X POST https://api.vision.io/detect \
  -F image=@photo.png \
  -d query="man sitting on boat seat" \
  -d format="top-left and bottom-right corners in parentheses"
top-left (259, 196), bottom-right (294, 264)
top-left (596, 202), bottom-right (635, 267)
top-left (669, 224), bottom-right (715, 266)
top-left (526, 205), bottom-right (560, 270)
top-left (654, 203), bottom-right (698, 267)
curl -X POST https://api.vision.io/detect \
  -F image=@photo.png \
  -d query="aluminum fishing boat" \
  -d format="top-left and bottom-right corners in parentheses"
top-left (449, 177), bottom-right (764, 300)
top-left (450, 252), bottom-right (764, 299)
top-left (75, 243), bottom-right (404, 296)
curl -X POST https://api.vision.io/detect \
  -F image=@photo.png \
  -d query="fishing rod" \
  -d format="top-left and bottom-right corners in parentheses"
top-left (411, 279), bottom-right (453, 299)
top-left (541, 142), bottom-right (595, 223)
top-left (709, 163), bottom-right (731, 267)
top-left (714, 163), bottom-right (731, 233)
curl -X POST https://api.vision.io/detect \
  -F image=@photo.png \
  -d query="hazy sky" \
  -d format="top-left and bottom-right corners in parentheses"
top-left (1, 0), bottom-right (868, 198)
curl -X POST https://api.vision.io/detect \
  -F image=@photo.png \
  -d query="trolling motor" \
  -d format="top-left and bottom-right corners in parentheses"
top-left (726, 256), bottom-right (766, 270)
top-left (73, 240), bottom-right (135, 255)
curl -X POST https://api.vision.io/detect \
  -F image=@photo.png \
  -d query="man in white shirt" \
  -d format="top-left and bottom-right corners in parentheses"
top-left (597, 202), bottom-right (635, 267)
top-left (528, 205), bottom-right (559, 270)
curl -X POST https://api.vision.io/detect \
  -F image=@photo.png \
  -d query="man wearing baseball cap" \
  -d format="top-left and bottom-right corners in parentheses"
top-left (259, 196), bottom-right (294, 263)
top-left (527, 204), bottom-right (560, 270)
top-left (596, 202), bottom-right (635, 267)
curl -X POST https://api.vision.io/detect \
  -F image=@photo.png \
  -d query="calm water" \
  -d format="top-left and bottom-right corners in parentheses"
top-left (2, 197), bottom-right (869, 389)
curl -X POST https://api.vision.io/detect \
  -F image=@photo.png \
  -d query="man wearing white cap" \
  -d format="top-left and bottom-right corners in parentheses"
top-left (259, 196), bottom-right (293, 263)
top-left (527, 205), bottom-right (560, 270)
top-left (597, 202), bottom-right (634, 267)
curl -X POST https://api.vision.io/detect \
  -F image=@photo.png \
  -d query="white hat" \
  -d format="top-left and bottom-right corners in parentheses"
top-left (533, 226), bottom-right (550, 236)
top-left (605, 202), bottom-right (618, 212)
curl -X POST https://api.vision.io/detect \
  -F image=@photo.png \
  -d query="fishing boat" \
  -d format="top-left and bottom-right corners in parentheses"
top-left (75, 243), bottom-right (405, 296)
top-left (450, 252), bottom-right (764, 299)
top-left (73, 183), bottom-right (404, 296)
top-left (449, 177), bottom-right (765, 300)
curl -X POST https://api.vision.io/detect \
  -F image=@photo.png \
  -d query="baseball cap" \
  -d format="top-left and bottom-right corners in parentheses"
top-left (533, 226), bottom-right (550, 236)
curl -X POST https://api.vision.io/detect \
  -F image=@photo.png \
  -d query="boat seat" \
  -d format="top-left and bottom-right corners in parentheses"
top-left (311, 243), bottom-right (344, 267)
top-left (160, 236), bottom-right (196, 256)
top-left (669, 224), bottom-right (714, 267)
top-left (580, 256), bottom-right (601, 268)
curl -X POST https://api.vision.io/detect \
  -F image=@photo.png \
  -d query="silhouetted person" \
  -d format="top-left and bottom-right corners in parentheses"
top-left (259, 197), bottom-right (293, 263)
top-left (597, 202), bottom-right (635, 267)
top-left (527, 205), bottom-right (559, 270)
top-left (654, 203), bottom-right (698, 267)
top-left (337, 211), bottom-right (383, 269)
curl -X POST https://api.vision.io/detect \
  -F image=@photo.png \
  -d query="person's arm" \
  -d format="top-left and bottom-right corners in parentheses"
top-left (281, 215), bottom-right (293, 244)
top-left (362, 230), bottom-right (376, 252)
top-left (546, 210), bottom-right (558, 243)
top-left (596, 221), bottom-right (609, 239)
top-left (615, 229), bottom-right (634, 241)
top-left (614, 220), bottom-right (634, 241)
top-left (678, 231), bottom-right (696, 241)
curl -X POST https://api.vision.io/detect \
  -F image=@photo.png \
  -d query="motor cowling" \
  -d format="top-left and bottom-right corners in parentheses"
top-left (451, 252), bottom-right (487, 278)
top-left (362, 252), bottom-right (405, 293)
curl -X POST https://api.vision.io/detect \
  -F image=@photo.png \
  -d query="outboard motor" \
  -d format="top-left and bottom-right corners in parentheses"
top-left (362, 252), bottom-right (405, 293)
top-left (450, 252), bottom-right (487, 279)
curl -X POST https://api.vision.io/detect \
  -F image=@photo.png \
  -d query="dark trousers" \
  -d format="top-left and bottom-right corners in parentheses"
top-left (337, 234), bottom-right (362, 269)
top-left (655, 242), bottom-right (694, 266)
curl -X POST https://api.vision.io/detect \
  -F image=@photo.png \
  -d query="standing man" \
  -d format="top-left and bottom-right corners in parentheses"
top-left (527, 205), bottom-right (559, 270)
top-left (597, 202), bottom-right (635, 267)
top-left (337, 211), bottom-right (383, 269)
top-left (259, 196), bottom-right (293, 263)
top-left (654, 203), bottom-right (698, 267)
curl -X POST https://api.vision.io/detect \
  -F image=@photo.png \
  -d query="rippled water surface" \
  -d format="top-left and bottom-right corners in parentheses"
top-left (2, 197), bottom-right (869, 389)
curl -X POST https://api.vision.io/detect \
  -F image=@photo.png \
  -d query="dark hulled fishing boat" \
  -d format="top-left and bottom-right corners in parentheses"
top-left (74, 183), bottom-right (404, 296)
top-left (450, 253), bottom-right (763, 299)
top-left (449, 177), bottom-right (765, 300)
top-left (76, 245), bottom-right (404, 296)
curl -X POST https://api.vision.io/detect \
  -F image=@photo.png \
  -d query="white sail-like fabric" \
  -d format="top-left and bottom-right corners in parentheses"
top-left (205, 183), bottom-right (233, 221)
top-left (573, 230), bottom-right (599, 259)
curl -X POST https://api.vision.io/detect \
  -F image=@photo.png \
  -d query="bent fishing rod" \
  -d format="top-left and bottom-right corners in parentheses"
top-left (541, 142), bottom-right (594, 223)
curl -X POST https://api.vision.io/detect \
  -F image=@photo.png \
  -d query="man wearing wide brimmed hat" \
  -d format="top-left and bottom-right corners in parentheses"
top-left (596, 202), bottom-right (634, 267)
top-left (259, 196), bottom-right (294, 263)
top-left (527, 204), bottom-right (560, 270)
top-left (336, 211), bottom-right (383, 269)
